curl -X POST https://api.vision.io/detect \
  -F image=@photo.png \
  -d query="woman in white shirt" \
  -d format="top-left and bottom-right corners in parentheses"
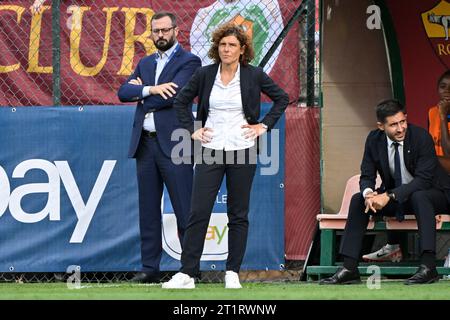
top-left (163, 22), bottom-right (289, 289)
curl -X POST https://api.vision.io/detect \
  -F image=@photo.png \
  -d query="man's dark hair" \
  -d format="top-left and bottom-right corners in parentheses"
top-left (437, 70), bottom-right (450, 87)
top-left (376, 99), bottom-right (406, 123)
top-left (151, 11), bottom-right (177, 27)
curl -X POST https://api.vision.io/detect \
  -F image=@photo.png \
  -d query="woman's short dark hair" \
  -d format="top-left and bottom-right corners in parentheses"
top-left (437, 70), bottom-right (450, 87)
top-left (207, 22), bottom-right (255, 65)
top-left (376, 99), bottom-right (406, 123)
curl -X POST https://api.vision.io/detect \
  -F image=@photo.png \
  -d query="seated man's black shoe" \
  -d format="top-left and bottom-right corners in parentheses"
top-left (404, 265), bottom-right (439, 285)
top-left (130, 272), bottom-right (160, 283)
top-left (319, 267), bottom-right (361, 285)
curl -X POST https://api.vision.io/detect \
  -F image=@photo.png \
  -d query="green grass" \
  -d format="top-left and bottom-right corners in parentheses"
top-left (0, 280), bottom-right (449, 300)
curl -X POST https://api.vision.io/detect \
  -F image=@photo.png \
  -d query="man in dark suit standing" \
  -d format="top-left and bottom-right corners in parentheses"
top-left (320, 99), bottom-right (450, 285)
top-left (118, 12), bottom-right (201, 283)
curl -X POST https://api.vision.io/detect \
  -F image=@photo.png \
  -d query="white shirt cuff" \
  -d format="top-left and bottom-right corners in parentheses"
top-left (362, 188), bottom-right (374, 199)
top-left (142, 86), bottom-right (151, 98)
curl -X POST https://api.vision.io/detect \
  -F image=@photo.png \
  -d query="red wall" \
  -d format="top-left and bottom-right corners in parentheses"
top-left (284, 107), bottom-right (320, 260)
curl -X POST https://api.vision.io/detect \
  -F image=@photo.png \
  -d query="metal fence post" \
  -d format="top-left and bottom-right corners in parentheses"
top-left (306, 0), bottom-right (316, 107)
top-left (52, 0), bottom-right (61, 106)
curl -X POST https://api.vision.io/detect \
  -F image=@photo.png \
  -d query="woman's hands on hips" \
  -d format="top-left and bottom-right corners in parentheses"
top-left (192, 127), bottom-right (214, 143)
top-left (191, 123), bottom-right (267, 143)
top-left (241, 123), bottom-right (268, 140)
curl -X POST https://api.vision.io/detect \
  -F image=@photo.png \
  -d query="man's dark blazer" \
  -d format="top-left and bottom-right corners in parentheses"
top-left (118, 45), bottom-right (201, 158)
top-left (173, 63), bottom-right (289, 134)
top-left (359, 123), bottom-right (450, 204)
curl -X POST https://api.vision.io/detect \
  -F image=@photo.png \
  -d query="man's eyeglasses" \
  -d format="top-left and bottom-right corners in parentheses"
top-left (151, 27), bottom-right (176, 35)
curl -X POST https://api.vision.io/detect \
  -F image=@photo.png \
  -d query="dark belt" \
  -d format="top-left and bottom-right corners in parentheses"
top-left (142, 130), bottom-right (157, 138)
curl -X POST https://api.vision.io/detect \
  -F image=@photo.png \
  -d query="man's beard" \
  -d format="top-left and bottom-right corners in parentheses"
top-left (155, 37), bottom-right (176, 51)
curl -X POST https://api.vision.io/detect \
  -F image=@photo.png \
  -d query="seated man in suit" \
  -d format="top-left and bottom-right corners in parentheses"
top-left (320, 99), bottom-right (450, 285)
top-left (363, 70), bottom-right (450, 263)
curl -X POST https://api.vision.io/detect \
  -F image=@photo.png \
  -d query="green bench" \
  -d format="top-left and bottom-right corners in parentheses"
top-left (306, 175), bottom-right (450, 280)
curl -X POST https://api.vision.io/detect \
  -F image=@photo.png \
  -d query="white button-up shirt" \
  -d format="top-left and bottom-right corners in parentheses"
top-left (202, 64), bottom-right (255, 151)
top-left (142, 42), bottom-right (178, 132)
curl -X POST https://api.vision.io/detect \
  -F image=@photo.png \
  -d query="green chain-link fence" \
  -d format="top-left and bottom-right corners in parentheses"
top-left (0, 0), bottom-right (320, 108)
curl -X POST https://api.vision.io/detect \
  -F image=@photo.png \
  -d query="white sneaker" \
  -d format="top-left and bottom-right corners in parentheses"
top-left (362, 244), bottom-right (403, 262)
top-left (225, 271), bottom-right (242, 289)
top-left (162, 272), bottom-right (195, 289)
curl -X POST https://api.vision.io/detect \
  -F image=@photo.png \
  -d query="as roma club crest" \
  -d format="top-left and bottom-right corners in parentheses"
top-left (422, 0), bottom-right (450, 67)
